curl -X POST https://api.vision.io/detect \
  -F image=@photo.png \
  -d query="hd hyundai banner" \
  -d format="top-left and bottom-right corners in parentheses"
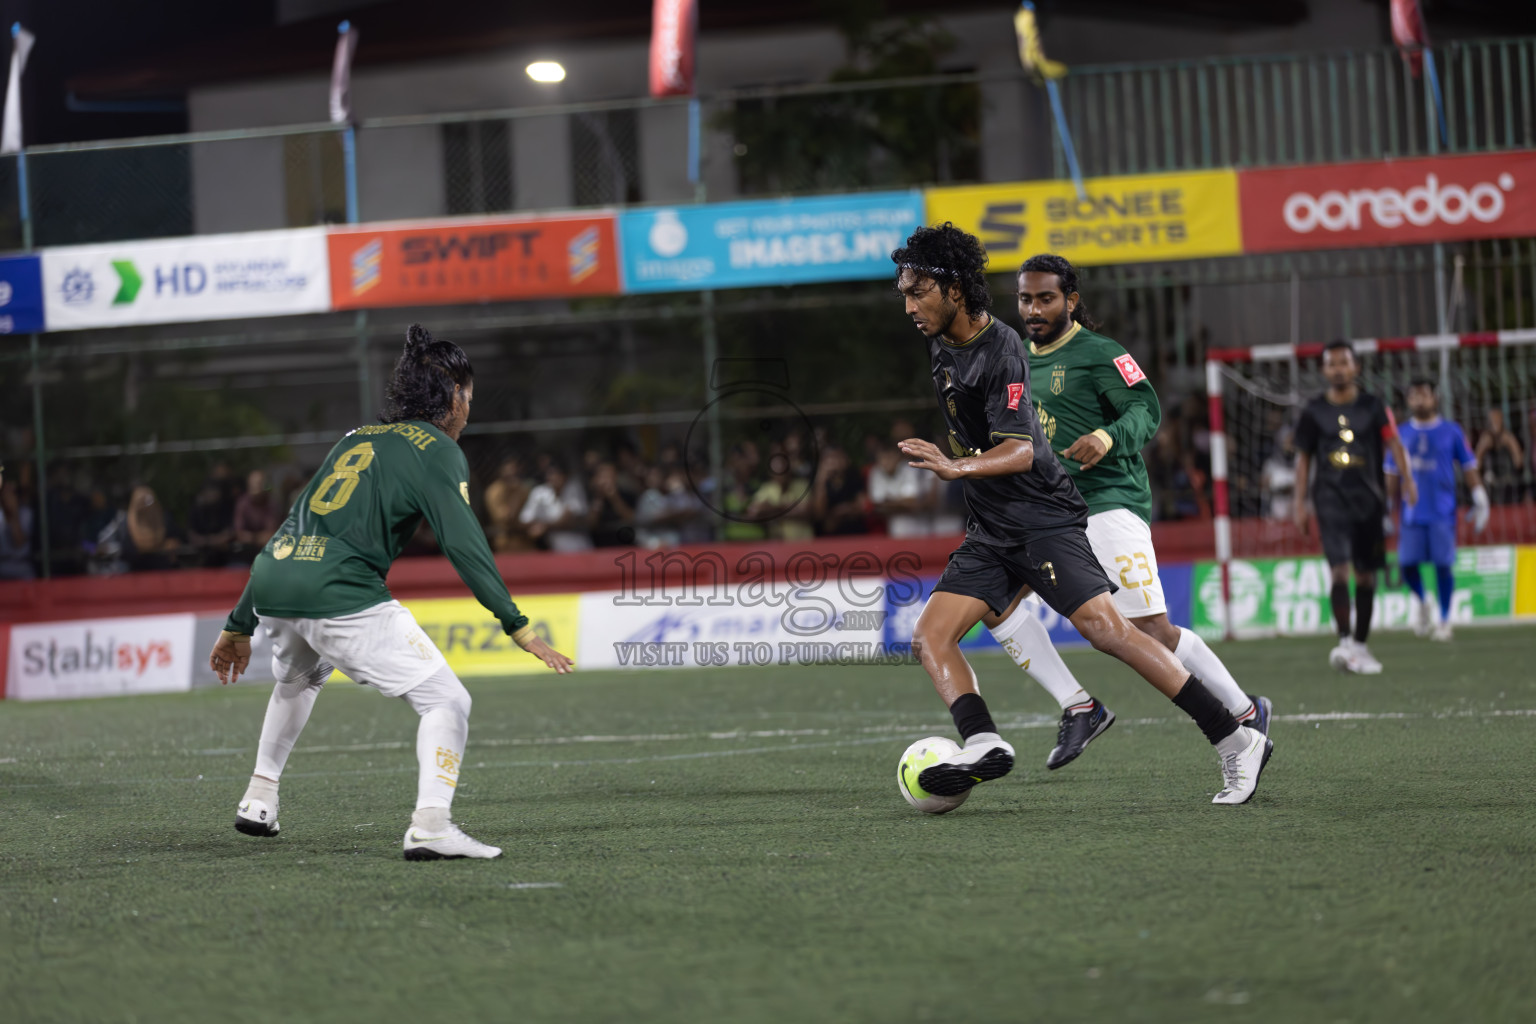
top-left (328, 214), bottom-right (620, 309)
top-left (1238, 151), bottom-right (1536, 253)
top-left (619, 192), bottom-right (924, 293)
top-left (41, 229), bottom-right (331, 331)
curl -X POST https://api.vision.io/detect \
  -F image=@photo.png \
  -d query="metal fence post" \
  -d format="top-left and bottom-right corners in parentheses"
top-left (342, 124), bottom-right (360, 225)
top-left (29, 331), bottom-right (49, 578)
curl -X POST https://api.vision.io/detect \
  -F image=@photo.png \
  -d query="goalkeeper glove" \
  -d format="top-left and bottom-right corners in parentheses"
top-left (1470, 485), bottom-right (1490, 534)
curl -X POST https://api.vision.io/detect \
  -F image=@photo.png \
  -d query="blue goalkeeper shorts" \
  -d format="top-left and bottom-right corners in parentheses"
top-left (1399, 520), bottom-right (1456, 568)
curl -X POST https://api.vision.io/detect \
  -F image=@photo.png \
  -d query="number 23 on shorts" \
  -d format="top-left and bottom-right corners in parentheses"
top-left (1114, 552), bottom-right (1154, 589)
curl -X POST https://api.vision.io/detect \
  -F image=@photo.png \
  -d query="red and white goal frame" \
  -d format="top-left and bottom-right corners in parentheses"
top-left (1204, 328), bottom-right (1536, 639)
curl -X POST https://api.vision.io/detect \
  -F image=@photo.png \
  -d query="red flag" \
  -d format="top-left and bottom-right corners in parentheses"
top-left (649, 0), bottom-right (696, 98)
top-left (1391, 0), bottom-right (1429, 77)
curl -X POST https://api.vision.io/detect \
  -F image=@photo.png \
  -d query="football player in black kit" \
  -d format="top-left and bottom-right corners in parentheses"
top-left (892, 224), bottom-right (1271, 805)
top-left (1292, 340), bottom-right (1417, 674)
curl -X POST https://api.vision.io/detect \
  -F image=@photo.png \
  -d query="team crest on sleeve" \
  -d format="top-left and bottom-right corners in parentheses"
top-left (1113, 353), bottom-right (1147, 387)
top-left (1006, 383), bottom-right (1025, 410)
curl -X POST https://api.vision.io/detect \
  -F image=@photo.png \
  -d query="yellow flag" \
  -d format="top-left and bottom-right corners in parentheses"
top-left (1014, 4), bottom-right (1066, 81)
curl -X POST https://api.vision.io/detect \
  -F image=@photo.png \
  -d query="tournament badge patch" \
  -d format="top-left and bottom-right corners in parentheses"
top-left (1006, 383), bottom-right (1025, 410)
top-left (1113, 353), bottom-right (1147, 387)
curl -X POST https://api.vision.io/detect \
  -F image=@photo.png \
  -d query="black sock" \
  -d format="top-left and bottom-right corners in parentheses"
top-left (1170, 675), bottom-right (1240, 745)
top-left (1330, 582), bottom-right (1351, 638)
top-left (949, 693), bottom-right (997, 744)
top-left (1353, 585), bottom-right (1375, 643)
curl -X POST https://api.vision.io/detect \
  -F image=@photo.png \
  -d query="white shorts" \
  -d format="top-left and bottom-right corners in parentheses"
top-left (265, 599), bottom-right (447, 697)
top-left (1085, 508), bottom-right (1166, 620)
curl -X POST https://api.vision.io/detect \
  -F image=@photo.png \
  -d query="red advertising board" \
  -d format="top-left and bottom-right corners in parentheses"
top-left (327, 214), bottom-right (620, 309)
top-left (1239, 151), bottom-right (1536, 253)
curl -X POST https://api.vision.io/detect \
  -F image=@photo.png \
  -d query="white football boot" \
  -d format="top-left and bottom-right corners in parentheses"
top-left (1328, 639), bottom-right (1356, 673)
top-left (1212, 726), bottom-right (1274, 805)
top-left (235, 798), bottom-right (280, 837)
top-left (915, 735), bottom-right (1016, 798)
top-left (1431, 621), bottom-right (1454, 642)
top-left (1349, 638), bottom-right (1384, 674)
top-left (402, 823), bottom-right (503, 861)
top-left (1412, 597), bottom-right (1433, 638)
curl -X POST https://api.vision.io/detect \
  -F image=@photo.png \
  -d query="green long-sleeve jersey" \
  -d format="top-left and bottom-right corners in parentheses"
top-left (223, 420), bottom-right (529, 637)
top-left (1027, 321), bottom-right (1161, 524)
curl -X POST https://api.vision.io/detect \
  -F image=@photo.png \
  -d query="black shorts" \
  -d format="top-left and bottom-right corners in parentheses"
top-left (1317, 511), bottom-right (1387, 572)
top-left (933, 529), bottom-right (1116, 620)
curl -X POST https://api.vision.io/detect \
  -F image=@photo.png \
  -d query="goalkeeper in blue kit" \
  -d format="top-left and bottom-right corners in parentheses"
top-left (1384, 378), bottom-right (1489, 641)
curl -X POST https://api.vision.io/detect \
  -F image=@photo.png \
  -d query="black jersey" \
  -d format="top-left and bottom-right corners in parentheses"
top-left (1294, 389), bottom-right (1396, 521)
top-left (928, 316), bottom-right (1088, 544)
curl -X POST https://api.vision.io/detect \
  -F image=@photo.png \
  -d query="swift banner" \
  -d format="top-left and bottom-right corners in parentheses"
top-left (924, 169), bottom-right (1242, 267)
top-left (328, 214), bottom-right (620, 309)
top-left (619, 192), bottom-right (924, 293)
top-left (41, 228), bottom-right (331, 331)
top-left (1238, 150), bottom-right (1536, 252)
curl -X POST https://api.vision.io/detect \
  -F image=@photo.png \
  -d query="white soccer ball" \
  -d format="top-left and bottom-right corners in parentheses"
top-left (897, 736), bottom-right (971, 814)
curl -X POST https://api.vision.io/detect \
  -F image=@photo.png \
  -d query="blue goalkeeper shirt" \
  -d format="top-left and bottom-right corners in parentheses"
top-left (1383, 416), bottom-right (1476, 525)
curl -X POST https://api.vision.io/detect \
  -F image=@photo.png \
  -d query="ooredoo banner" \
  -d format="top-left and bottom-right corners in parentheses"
top-left (41, 229), bottom-right (331, 331)
top-left (328, 214), bottom-right (620, 309)
top-left (619, 192), bottom-right (924, 293)
top-left (1238, 151), bottom-right (1536, 252)
top-left (6, 614), bottom-right (196, 701)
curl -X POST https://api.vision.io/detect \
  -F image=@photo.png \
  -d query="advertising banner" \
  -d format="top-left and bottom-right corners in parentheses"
top-left (41, 228), bottom-right (331, 331)
top-left (649, 0), bottom-right (696, 98)
top-left (619, 191), bottom-right (923, 293)
top-left (925, 169), bottom-right (1242, 267)
top-left (6, 613), bottom-right (196, 701)
top-left (882, 575), bottom-right (1088, 654)
top-left (403, 595), bottom-right (582, 677)
top-left (328, 214), bottom-right (620, 309)
top-left (1191, 547), bottom-right (1515, 639)
top-left (1238, 151), bottom-right (1536, 252)
top-left (0, 253), bottom-right (44, 333)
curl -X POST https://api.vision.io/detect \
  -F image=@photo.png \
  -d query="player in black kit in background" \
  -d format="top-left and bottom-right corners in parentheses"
top-left (891, 224), bottom-right (1271, 806)
top-left (1293, 340), bottom-right (1417, 674)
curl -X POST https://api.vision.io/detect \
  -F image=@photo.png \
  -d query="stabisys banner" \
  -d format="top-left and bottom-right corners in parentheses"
top-left (1238, 150), bottom-right (1536, 252)
top-left (328, 214), bottom-right (620, 309)
top-left (6, 614), bottom-right (196, 701)
top-left (41, 228), bottom-right (331, 331)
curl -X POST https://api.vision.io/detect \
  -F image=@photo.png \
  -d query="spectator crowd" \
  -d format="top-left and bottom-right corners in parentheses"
top-left (2, 403), bottom-right (1533, 580)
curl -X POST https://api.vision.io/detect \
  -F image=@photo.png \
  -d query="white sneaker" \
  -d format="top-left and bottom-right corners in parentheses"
top-left (1412, 597), bottom-right (1433, 638)
top-left (1351, 639), bottom-right (1384, 674)
top-left (1328, 640), bottom-right (1356, 673)
top-left (235, 798), bottom-right (280, 837)
top-left (402, 823), bottom-right (502, 861)
top-left (1431, 621), bottom-right (1453, 642)
top-left (915, 736), bottom-right (1016, 798)
top-left (1212, 726), bottom-right (1274, 805)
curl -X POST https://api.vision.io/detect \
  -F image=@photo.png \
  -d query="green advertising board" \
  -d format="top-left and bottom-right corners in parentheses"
top-left (1191, 546), bottom-right (1515, 639)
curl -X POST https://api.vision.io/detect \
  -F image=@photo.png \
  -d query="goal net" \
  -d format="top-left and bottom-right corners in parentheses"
top-left (1201, 329), bottom-right (1536, 638)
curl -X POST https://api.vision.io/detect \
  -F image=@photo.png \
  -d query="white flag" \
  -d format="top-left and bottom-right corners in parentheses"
top-left (329, 21), bottom-right (359, 124)
top-left (2, 24), bottom-right (35, 155)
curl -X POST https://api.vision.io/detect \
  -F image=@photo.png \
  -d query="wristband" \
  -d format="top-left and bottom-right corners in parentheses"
top-left (511, 625), bottom-right (537, 648)
top-left (221, 630), bottom-right (251, 642)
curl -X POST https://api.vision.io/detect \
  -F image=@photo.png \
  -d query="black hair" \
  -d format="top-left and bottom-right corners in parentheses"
top-left (1323, 339), bottom-right (1356, 359)
top-left (1408, 376), bottom-right (1437, 392)
top-left (1018, 253), bottom-right (1099, 330)
top-left (381, 323), bottom-right (474, 425)
top-left (891, 223), bottom-right (992, 317)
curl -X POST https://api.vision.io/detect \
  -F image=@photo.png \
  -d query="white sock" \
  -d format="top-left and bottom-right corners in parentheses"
top-left (403, 666), bottom-right (472, 814)
top-left (1173, 627), bottom-right (1254, 721)
top-left (1215, 726), bottom-right (1252, 757)
top-left (989, 602), bottom-right (1090, 711)
top-left (241, 774), bottom-right (279, 809)
top-left (963, 731), bottom-right (1002, 748)
top-left (411, 806), bottom-right (451, 833)
top-left (252, 670), bottom-right (328, 780)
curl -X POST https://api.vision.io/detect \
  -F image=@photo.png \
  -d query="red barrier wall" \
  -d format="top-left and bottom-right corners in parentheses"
top-left (0, 522), bottom-right (1223, 624)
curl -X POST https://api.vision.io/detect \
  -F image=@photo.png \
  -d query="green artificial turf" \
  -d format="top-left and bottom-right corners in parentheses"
top-left (3, 629), bottom-right (1535, 1023)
